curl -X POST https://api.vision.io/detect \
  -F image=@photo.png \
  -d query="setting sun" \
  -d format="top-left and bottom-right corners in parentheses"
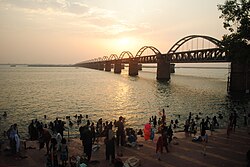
top-left (118, 38), bottom-right (130, 47)
top-left (112, 37), bottom-right (144, 54)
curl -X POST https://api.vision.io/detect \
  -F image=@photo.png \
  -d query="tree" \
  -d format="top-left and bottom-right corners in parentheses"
top-left (218, 0), bottom-right (250, 63)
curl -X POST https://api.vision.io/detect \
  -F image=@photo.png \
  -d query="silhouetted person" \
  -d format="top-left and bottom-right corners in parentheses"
top-left (200, 119), bottom-right (208, 156)
top-left (28, 120), bottom-right (38, 140)
top-left (184, 120), bottom-right (190, 137)
top-left (200, 119), bottom-right (206, 136)
top-left (82, 121), bottom-right (93, 162)
top-left (218, 113), bottom-right (223, 119)
top-left (227, 113), bottom-right (233, 137)
top-left (162, 126), bottom-right (169, 153)
top-left (105, 123), bottom-right (115, 164)
top-left (90, 122), bottom-right (96, 144)
top-left (195, 114), bottom-right (200, 121)
top-left (116, 116), bottom-right (125, 146)
top-left (188, 112), bottom-right (192, 123)
top-left (232, 111), bottom-right (238, 132)
top-left (3, 111), bottom-right (7, 117)
top-left (153, 116), bottom-right (157, 128)
top-left (49, 138), bottom-right (58, 167)
top-left (162, 109), bottom-right (166, 124)
top-left (58, 138), bottom-right (68, 167)
top-left (137, 129), bottom-right (143, 137)
top-left (38, 127), bottom-right (52, 155)
top-left (156, 133), bottom-right (163, 161)
top-left (212, 116), bottom-right (219, 128)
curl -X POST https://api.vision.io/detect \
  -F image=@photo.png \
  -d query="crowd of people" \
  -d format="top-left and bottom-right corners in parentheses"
top-left (1, 107), bottom-right (248, 166)
top-left (78, 116), bottom-right (128, 164)
top-left (2, 117), bottom-right (68, 167)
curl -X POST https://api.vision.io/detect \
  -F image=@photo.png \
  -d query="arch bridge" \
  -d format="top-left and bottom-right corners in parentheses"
top-left (75, 35), bottom-right (228, 77)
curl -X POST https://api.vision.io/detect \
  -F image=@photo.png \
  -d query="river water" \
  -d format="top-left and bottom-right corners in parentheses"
top-left (0, 63), bottom-right (248, 139)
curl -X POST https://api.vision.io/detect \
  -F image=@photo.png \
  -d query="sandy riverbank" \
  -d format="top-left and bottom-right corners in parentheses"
top-left (0, 127), bottom-right (249, 167)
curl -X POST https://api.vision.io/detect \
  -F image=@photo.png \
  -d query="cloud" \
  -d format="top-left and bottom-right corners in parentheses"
top-left (0, 0), bottom-right (149, 37)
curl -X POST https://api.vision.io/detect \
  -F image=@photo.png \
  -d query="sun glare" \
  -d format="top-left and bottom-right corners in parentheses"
top-left (118, 38), bottom-right (130, 47)
top-left (107, 37), bottom-right (142, 55)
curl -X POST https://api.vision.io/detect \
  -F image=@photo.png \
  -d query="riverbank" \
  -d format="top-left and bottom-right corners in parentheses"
top-left (0, 127), bottom-right (249, 167)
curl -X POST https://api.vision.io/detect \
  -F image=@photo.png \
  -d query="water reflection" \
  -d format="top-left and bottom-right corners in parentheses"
top-left (0, 66), bottom-right (249, 139)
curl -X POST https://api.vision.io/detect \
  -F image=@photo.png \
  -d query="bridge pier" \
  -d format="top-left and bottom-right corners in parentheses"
top-left (170, 64), bottom-right (175, 73)
top-left (156, 55), bottom-right (170, 81)
top-left (138, 63), bottom-right (142, 71)
top-left (229, 62), bottom-right (250, 94)
top-left (105, 62), bottom-right (111, 71)
top-left (98, 62), bottom-right (104, 70)
top-left (91, 63), bottom-right (95, 69)
top-left (93, 63), bottom-right (99, 69)
top-left (129, 59), bottom-right (139, 76)
top-left (114, 60), bottom-right (122, 74)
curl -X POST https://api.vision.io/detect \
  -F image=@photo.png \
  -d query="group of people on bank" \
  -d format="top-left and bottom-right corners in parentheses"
top-left (4, 117), bottom-right (68, 167)
top-left (2, 108), bottom-right (245, 166)
top-left (78, 116), bottom-right (127, 164)
top-left (27, 118), bottom-right (68, 167)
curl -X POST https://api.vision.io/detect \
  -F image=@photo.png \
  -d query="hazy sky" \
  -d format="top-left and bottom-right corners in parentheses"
top-left (0, 0), bottom-right (228, 64)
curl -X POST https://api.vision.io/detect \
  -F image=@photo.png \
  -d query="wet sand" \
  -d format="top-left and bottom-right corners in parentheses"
top-left (0, 127), bottom-right (249, 167)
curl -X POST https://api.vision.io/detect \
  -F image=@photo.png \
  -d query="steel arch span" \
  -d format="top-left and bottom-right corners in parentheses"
top-left (93, 58), bottom-right (99, 62)
top-left (109, 54), bottom-right (118, 60)
top-left (103, 56), bottom-right (109, 61)
top-left (167, 35), bottom-right (224, 54)
top-left (135, 46), bottom-right (162, 57)
top-left (97, 57), bottom-right (103, 61)
top-left (119, 51), bottom-right (134, 59)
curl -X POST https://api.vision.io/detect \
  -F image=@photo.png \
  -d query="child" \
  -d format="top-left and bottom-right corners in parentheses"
top-left (58, 138), bottom-right (68, 167)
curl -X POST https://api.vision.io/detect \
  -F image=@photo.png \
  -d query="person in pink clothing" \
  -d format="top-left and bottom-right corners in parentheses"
top-left (144, 123), bottom-right (151, 141)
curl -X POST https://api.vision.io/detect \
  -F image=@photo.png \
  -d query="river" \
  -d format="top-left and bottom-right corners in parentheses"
top-left (0, 63), bottom-right (248, 139)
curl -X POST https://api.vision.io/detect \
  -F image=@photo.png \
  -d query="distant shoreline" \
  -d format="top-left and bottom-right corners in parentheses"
top-left (28, 64), bottom-right (73, 67)
top-left (0, 64), bottom-right (73, 67)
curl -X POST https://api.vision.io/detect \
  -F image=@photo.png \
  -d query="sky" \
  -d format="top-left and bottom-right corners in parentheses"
top-left (0, 0), bottom-right (228, 64)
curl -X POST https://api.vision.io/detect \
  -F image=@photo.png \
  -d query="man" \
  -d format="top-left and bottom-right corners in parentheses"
top-left (38, 127), bottom-right (52, 155)
top-left (116, 116), bottom-right (125, 146)
top-left (82, 120), bottom-right (93, 162)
